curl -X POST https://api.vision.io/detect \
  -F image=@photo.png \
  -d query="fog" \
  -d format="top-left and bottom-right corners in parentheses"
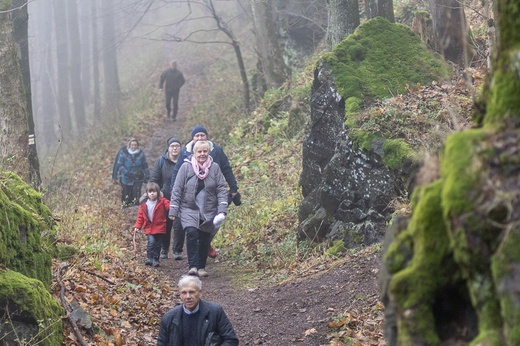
top-left (27, 0), bottom-right (252, 173)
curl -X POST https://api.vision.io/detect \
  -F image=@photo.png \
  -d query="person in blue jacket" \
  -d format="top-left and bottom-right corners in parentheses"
top-left (112, 137), bottom-right (150, 207)
top-left (169, 125), bottom-right (239, 258)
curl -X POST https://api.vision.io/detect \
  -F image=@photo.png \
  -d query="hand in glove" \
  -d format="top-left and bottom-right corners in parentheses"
top-left (213, 213), bottom-right (226, 227)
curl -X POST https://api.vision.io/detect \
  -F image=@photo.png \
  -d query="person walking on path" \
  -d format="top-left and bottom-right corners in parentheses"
top-left (134, 182), bottom-right (170, 267)
top-left (112, 137), bottom-right (150, 207)
top-left (169, 140), bottom-right (228, 278)
top-left (159, 61), bottom-right (185, 120)
top-left (157, 275), bottom-right (239, 345)
top-left (150, 136), bottom-right (184, 260)
top-left (169, 125), bottom-right (240, 259)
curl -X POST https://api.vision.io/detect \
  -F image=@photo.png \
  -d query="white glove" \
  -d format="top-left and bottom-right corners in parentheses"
top-left (213, 213), bottom-right (226, 227)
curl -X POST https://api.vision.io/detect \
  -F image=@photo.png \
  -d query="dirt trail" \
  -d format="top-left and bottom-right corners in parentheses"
top-left (124, 60), bottom-right (384, 345)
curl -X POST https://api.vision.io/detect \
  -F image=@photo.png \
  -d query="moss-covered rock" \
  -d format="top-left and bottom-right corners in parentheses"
top-left (0, 171), bottom-right (55, 288)
top-left (0, 269), bottom-right (64, 346)
top-left (323, 17), bottom-right (450, 172)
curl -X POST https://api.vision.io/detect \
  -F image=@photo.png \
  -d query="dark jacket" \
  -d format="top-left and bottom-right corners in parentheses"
top-left (150, 151), bottom-right (178, 199)
top-left (159, 68), bottom-right (185, 92)
top-left (169, 159), bottom-right (228, 231)
top-left (112, 147), bottom-right (150, 185)
top-left (170, 140), bottom-right (238, 194)
top-left (157, 300), bottom-right (239, 346)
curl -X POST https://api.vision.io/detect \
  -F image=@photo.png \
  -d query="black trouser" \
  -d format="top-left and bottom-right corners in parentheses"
top-left (172, 218), bottom-right (185, 254)
top-left (121, 182), bottom-right (142, 206)
top-left (185, 226), bottom-right (211, 269)
top-left (164, 89), bottom-right (180, 119)
top-left (161, 218), bottom-right (184, 254)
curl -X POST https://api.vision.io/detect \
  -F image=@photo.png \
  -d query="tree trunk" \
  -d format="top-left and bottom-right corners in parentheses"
top-left (326, 0), bottom-right (360, 50)
top-left (79, 0), bottom-right (92, 105)
top-left (251, 0), bottom-right (290, 88)
top-left (67, 0), bottom-right (86, 135)
top-left (429, 0), bottom-right (474, 66)
top-left (382, 0), bottom-right (520, 345)
top-left (91, 0), bottom-right (101, 120)
top-left (365, 0), bottom-right (395, 22)
top-left (0, 0), bottom-right (38, 184)
top-left (53, 0), bottom-right (72, 141)
top-left (101, 0), bottom-right (121, 115)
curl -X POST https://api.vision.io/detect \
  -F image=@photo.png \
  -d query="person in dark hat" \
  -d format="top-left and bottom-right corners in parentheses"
top-left (150, 136), bottom-right (184, 259)
top-left (169, 125), bottom-right (240, 259)
top-left (159, 61), bottom-right (185, 120)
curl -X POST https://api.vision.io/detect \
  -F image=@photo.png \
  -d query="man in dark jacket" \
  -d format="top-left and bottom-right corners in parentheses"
top-left (150, 136), bottom-right (184, 260)
top-left (157, 275), bottom-right (239, 346)
top-left (159, 61), bottom-right (185, 120)
top-left (169, 125), bottom-right (239, 258)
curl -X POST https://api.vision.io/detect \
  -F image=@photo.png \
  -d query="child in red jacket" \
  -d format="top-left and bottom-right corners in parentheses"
top-left (134, 182), bottom-right (170, 267)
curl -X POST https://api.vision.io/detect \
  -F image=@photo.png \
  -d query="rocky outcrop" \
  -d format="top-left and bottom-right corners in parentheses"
top-left (298, 60), bottom-right (405, 246)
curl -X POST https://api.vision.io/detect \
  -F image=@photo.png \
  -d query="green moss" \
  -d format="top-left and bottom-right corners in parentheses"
top-left (350, 130), bottom-right (378, 151)
top-left (385, 180), bottom-right (458, 344)
top-left (325, 17), bottom-right (449, 104)
top-left (440, 129), bottom-right (490, 217)
top-left (0, 269), bottom-right (64, 346)
top-left (382, 139), bottom-right (416, 171)
top-left (326, 239), bottom-right (346, 257)
top-left (491, 222), bottom-right (520, 345)
top-left (0, 172), bottom-right (55, 288)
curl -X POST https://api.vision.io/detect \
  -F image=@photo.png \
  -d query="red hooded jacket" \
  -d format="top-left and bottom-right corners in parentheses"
top-left (134, 197), bottom-right (170, 235)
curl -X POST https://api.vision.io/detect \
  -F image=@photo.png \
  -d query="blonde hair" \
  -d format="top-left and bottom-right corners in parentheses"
top-left (193, 140), bottom-right (209, 152)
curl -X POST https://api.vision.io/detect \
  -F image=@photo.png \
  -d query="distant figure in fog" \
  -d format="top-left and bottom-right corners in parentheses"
top-left (159, 61), bottom-right (185, 121)
top-left (150, 136), bottom-right (184, 260)
top-left (112, 137), bottom-right (150, 207)
top-left (157, 275), bottom-right (239, 346)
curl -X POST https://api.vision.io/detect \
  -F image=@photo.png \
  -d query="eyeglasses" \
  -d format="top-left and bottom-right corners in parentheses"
top-left (170, 144), bottom-right (181, 148)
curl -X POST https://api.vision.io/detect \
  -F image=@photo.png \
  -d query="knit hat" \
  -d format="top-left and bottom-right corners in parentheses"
top-left (167, 136), bottom-right (181, 146)
top-left (191, 125), bottom-right (208, 139)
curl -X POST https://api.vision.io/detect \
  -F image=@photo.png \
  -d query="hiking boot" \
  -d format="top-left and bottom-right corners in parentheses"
top-left (188, 267), bottom-right (199, 276)
top-left (145, 258), bottom-right (152, 266)
top-left (160, 249), bottom-right (168, 259)
top-left (153, 260), bottom-right (160, 267)
top-left (208, 245), bottom-right (217, 259)
top-left (198, 268), bottom-right (209, 277)
top-left (173, 252), bottom-right (183, 260)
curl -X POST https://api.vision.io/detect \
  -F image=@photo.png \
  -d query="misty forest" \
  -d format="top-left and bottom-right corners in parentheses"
top-left (1, 0), bottom-right (520, 345)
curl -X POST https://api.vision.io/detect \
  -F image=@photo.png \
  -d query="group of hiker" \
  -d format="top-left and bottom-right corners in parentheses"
top-left (112, 125), bottom-right (240, 276)
top-left (112, 62), bottom-right (240, 345)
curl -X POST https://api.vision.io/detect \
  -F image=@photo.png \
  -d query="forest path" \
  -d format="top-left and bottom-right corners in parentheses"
top-left (118, 58), bottom-right (384, 345)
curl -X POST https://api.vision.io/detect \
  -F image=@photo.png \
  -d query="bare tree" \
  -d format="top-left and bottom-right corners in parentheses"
top-left (326, 0), bottom-right (360, 50)
top-left (101, 0), bottom-right (121, 115)
top-left (53, 0), bottom-right (72, 140)
top-left (429, 0), bottom-right (474, 66)
top-left (251, 0), bottom-right (290, 89)
top-left (365, 0), bottom-right (395, 22)
top-left (67, 0), bottom-right (87, 135)
top-left (0, 0), bottom-right (41, 185)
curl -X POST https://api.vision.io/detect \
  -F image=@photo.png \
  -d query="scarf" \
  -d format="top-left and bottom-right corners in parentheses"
top-left (191, 155), bottom-right (212, 179)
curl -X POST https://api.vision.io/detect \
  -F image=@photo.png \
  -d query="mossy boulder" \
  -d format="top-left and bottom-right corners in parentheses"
top-left (0, 269), bottom-right (64, 346)
top-left (325, 17), bottom-right (449, 110)
top-left (323, 17), bottom-right (450, 171)
top-left (0, 172), bottom-right (55, 288)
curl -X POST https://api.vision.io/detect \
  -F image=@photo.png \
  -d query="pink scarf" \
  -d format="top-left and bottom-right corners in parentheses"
top-left (191, 155), bottom-right (212, 179)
